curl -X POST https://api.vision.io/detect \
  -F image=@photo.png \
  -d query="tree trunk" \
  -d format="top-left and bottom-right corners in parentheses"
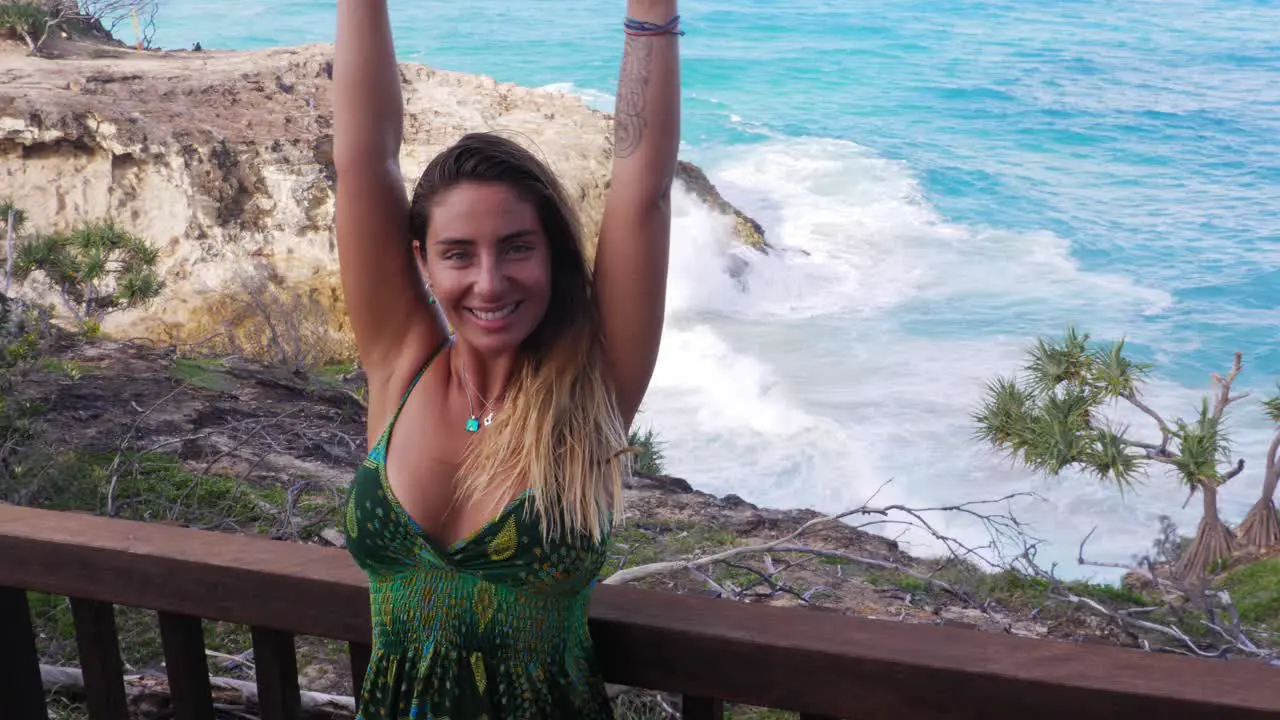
top-left (17, 28), bottom-right (37, 54)
top-left (1238, 496), bottom-right (1280, 550)
top-left (1239, 432), bottom-right (1280, 549)
top-left (1173, 482), bottom-right (1238, 581)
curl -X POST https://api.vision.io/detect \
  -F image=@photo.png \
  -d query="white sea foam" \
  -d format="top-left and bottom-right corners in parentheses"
top-left (638, 136), bottom-right (1238, 578)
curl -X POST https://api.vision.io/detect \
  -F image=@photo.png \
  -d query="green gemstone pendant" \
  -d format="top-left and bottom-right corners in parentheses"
top-left (466, 416), bottom-right (481, 433)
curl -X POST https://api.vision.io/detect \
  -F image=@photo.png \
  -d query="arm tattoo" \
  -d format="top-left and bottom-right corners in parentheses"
top-left (614, 35), bottom-right (654, 159)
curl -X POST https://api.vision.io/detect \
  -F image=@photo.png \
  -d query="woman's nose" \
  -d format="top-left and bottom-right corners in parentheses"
top-left (474, 256), bottom-right (508, 298)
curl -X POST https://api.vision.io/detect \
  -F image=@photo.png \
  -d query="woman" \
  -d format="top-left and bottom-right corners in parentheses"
top-left (334, 1), bottom-right (679, 717)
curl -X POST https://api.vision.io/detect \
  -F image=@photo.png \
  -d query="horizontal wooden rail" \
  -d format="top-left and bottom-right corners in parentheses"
top-left (2, 504), bottom-right (1279, 719)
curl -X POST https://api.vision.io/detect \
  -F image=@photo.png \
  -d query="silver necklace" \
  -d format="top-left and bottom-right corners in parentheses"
top-left (459, 366), bottom-right (498, 433)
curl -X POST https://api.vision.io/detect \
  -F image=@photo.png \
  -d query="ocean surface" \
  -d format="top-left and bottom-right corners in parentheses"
top-left (151, 1), bottom-right (1280, 580)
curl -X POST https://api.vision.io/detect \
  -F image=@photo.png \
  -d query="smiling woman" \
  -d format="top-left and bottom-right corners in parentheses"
top-left (332, 0), bottom-right (681, 718)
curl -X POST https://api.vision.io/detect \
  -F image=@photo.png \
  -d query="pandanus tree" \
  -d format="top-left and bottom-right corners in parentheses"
top-left (973, 327), bottom-right (1250, 581)
top-left (13, 217), bottom-right (164, 330)
top-left (1237, 391), bottom-right (1280, 549)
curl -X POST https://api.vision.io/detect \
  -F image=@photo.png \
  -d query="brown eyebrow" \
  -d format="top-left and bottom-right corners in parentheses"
top-left (433, 229), bottom-right (539, 247)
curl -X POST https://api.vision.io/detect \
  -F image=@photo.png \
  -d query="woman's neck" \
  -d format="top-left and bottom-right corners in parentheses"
top-left (449, 340), bottom-right (519, 411)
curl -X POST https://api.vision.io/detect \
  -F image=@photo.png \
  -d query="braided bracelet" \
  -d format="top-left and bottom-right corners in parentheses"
top-left (624, 15), bottom-right (685, 37)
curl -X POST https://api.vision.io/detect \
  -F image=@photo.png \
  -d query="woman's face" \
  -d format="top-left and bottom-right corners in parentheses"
top-left (419, 181), bottom-right (552, 356)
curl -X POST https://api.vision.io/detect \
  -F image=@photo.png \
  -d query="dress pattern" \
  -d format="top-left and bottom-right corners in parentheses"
top-left (344, 342), bottom-right (614, 719)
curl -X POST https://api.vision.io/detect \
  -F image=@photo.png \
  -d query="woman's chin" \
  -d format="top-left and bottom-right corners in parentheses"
top-left (454, 321), bottom-right (531, 356)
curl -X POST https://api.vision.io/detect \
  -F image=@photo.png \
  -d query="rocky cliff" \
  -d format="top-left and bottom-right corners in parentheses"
top-left (0, 41), bottom-right (765, 356)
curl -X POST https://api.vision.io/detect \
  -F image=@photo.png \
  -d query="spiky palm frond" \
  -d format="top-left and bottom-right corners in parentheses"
top-left (1019, 387), bottom-right (1096, 475)
top-left (14, 220), bottom-right (163, 322)
top-left (1171, 399), bottom-right (1231, 488)
top-left (1262, 384), bottom-right (1280, 424)
top-left (1025, 326), bottom-right (1093, 395)
top-left (116, 262), bottom-right (164, 306)
top-left (14, 234), bottom-right (73, 284)
top-left (0, 200), bottom-right (25, 234)
top-left (1089, 338), bottom-right (1151, 400)
top-left (973, 376), bottom-right (1037, 449)
top-left (1083, 424), bottom-right (1145, 491)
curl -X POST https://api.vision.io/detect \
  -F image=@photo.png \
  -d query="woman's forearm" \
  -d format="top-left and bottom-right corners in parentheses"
top-left (611, 0), bottom-right (681, 200)
top-left (334, 0), bottom-right (404, 167)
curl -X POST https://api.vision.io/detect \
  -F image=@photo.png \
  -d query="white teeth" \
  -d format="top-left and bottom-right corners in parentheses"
top-left (472, 304), bottom-right (517, 321)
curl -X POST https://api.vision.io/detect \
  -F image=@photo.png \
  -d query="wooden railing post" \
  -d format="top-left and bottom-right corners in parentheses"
top-left (69, 598), bottom-right (128, 720)
top-left (251, 626), bottom-right (302, 720)
top-left (682, 696), bottom-right (724, 719)
top-left (0, 587), bottom-right (47, 720)
top-left (158, 612), bottom-right (215, 720)
top-left (349, 641), bottom-right (372, 700)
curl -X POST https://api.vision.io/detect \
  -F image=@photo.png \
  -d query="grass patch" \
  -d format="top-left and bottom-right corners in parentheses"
top-left (313, 359), bottom-right (358, 386)
top-left (602, 522), bottom-right (742, 580)
top-left (867, 563), bottom-right (1150, 611)
top-left (171, 356), bottom-right (238, 393)
top-left (8, 450), bottom-right (284, 529)
top-left (4, 449), bottom-right (343, 540)
top-left (38, 358), bottom-right (92, 380)
top-left (1219, 556), bottom-right (1280, 631)
top-left (28, 593), bottom-right (164, 671)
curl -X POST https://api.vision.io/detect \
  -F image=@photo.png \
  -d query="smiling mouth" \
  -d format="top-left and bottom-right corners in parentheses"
top-left (468, 302), bottom-right (521, 322)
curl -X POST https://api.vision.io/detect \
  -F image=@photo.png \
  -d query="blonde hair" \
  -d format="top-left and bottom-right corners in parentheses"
top-left (409, 133), bottom-right (631, 542)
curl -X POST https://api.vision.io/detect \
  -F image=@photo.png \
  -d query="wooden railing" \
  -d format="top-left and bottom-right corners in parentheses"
top-left (2, 503), bottom-right (1279, 720)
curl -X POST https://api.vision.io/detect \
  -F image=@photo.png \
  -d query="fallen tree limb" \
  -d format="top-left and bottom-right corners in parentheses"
top-left (40, 664), bottom-right (357, 714)
top-left (602, 504), bottom-right (877, 585)
top-left (604, 483), bottom-right (1034, 592)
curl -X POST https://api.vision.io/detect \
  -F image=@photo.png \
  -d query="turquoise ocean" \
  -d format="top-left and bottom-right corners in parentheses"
top-left (153, 2), bottom-right (1280, 579)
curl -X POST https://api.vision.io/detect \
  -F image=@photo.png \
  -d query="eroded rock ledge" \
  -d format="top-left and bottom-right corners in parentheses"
top-left (0, 42), bottom-right (767, 346)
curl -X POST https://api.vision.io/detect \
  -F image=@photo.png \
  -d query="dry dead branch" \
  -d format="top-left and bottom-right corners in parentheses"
top-left (604, 481), bottom-right (1037, 608)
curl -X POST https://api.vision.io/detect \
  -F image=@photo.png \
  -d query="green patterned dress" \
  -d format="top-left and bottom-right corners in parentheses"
top-left (343, 344), bottom-right (615, 719)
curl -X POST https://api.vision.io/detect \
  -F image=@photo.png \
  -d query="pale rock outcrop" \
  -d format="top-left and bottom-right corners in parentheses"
top-left (0, 42), bottom-right (765, 351)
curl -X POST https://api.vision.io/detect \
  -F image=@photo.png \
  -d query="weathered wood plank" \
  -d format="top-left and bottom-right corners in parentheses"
top-left (0, 504), bottom-right (371, 642)
top-left (4, 505), bottom-right (1280, 719)
top-left (681, 695), bottom-right (723, 719)
top-left (251, 626), bottom-right (301, 720)
top-left (69, 598), bottom-right (128, 720)
top-left (158, 612), bottom-right (215, 720)
top-left (349, 641), bottom-right (372, 700)
top-left (0, 587), bottom-right (47, 720)
top-left (589, 584), bottom-right (1280, 719)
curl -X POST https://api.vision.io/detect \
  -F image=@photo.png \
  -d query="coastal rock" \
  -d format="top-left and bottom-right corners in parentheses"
top-left (675, 160), bottom-right (767, 250)
top-left (0, 42), bottom-right (767, 350)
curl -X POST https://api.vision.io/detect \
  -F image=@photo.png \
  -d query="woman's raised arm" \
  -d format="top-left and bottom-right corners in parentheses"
top-left (593, 0), bottom-right (682, 427)
top-left (333, 0), bottom-right (445, 423)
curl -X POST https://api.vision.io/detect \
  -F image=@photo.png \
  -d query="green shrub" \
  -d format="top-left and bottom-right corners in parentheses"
top-left (15, 219), bottom-right (165, 328)
top-left (627, 426), bottom-right (666, 477)
top-left (0, 3), bottom-right (48, 35)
